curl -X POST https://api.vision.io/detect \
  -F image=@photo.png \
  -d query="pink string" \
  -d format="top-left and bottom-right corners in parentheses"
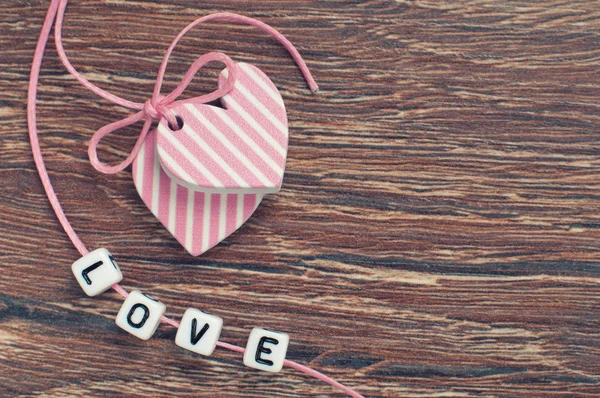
top-left (27, 1), bottom-right (363, 397)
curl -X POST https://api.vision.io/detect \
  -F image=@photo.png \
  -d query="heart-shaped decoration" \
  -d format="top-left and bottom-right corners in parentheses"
top-left (131, 62), bottom-right (288, 256)
top-left (132, 129), bottom-right (263, 256)
top-left (156, 62), bottom-right (288, 194)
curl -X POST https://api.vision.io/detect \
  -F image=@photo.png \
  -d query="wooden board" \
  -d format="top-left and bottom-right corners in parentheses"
top-left (1, 0), bottom-right (599, 396)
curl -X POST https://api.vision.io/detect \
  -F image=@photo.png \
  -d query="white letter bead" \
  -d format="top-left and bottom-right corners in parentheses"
top-left (116, 290), bottom-right (166, 340)
top-left (175, 308), bottom-right (223, 356)
top-left (71, 248), bottom-right (123, 296)
top-left (243, 328), bottom-right (289, 373)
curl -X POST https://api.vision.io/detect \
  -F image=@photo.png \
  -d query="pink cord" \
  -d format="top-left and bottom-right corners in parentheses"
top-left (26, 1), bottom-right (363, 397)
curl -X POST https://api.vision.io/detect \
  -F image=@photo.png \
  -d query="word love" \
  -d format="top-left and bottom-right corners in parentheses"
top-left (72, 248), bottom-right (289, 372)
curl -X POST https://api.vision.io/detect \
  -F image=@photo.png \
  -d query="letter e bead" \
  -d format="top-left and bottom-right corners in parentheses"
top-left (175, 308), bottom-right (223, 356)
top-left (71, 248), bottom-right (123, 296)
top-left (116, 290), bottom-right (166, 340)
top-left (243, 328), bottom-right (289, 373)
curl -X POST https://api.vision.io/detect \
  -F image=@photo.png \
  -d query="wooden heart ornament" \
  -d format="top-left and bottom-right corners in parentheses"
top-left (131, 63), bottom-right (288, 256)
top-left (157, 63), bottom-right (288, 194)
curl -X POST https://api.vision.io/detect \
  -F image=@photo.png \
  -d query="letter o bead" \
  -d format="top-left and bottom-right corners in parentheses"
top-left (116, 290), bottom-right (166, 340)
top-left (71, 248), bottom-right (123, 296)
top-left (243, 328), bottom-right (289, 373)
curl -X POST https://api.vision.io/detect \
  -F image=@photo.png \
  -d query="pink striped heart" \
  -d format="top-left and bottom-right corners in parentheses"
top-left (156, 63), bottom-right (288, 194)
top-left (132, 129), bottom-right (262, 256)
top-left (132, 63), bottom-right (288, 256)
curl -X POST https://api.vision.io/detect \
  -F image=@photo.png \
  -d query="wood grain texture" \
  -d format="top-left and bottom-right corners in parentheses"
top-left (1, 0), bottom-right (600, 396)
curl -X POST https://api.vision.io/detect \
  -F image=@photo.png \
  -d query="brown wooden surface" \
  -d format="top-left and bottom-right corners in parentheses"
top-left (1, 0), bottom-right (600, 396)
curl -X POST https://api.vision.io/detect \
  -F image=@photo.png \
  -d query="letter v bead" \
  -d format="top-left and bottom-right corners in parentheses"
top-left (176, 308), bottom-right (223, 356)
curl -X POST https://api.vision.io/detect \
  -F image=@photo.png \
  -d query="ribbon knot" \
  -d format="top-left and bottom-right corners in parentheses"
top-left (143, 95), bottom-right (168, 120)
top-left (88, 52), bottom-right (238, 175)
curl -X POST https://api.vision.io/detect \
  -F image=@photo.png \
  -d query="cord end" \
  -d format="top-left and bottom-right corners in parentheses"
top-left (308, 81), bottom-right (319, 93)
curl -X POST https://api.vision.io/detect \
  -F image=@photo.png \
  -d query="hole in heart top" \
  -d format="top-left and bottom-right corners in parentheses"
top-left (168, 115), bottom-right (185, 131)
top-left (155, 62), bottom-right (289, 195)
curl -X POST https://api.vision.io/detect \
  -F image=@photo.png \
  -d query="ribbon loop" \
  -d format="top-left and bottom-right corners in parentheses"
top-left (88, 110), bottom-right (149, 175)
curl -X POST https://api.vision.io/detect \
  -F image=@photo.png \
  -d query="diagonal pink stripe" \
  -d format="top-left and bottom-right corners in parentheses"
top-left (235, 65), bottom-right (288, 126)
top-left (202, 106), bottom-right (283, 184)
top-left (179, 106), bottom-right (272, 188)
top-left (165, 123), bottom-right (242, 188)
top-left (225, 91), bottom-right (288, 149)
top-left (253, 65), bottom-right (282, 91)
top-left (218, 64), bottom-right (287, 128)
top-left (158, 132), bottom-right (231, 188)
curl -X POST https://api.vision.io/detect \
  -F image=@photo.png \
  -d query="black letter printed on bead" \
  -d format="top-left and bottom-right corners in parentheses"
top-left (127, 303), bottom-right (150, 328)
top-left (190, 318), bottom-right (210, 345)
top-left (255, 336), bottom-right (279, 366)
top-left (108, 255), bottom-right (119, 270)
top-left (81, 261), bottom-right (103, 285)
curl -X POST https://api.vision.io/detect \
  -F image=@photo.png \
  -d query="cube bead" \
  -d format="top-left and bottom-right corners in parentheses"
top-left (116, 290), bottom-right (166, 340)
top-left (71, 248), bottom-right (123, 296)
top-left (243, 328), bottom-right (289, 372)
top-left (175, 308), bottom-right (223, 356)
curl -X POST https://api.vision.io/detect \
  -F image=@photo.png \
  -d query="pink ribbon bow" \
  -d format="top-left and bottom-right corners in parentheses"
top-left (88, 52), bottom-right (237, 174)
